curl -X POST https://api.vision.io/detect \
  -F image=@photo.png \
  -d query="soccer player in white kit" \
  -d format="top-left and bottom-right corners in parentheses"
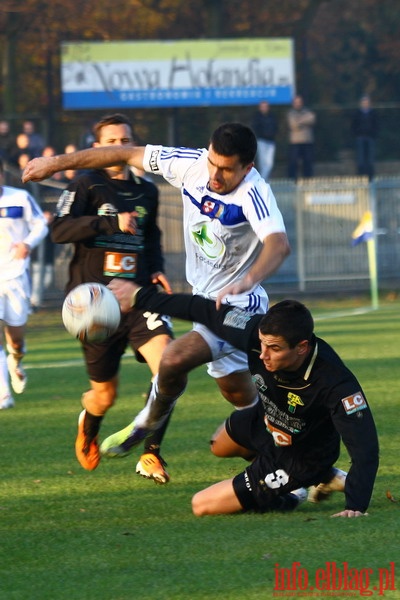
top-left (0, 159), bottom-right (48, 408)
top-left (22, 123), bottom-right (290, 480)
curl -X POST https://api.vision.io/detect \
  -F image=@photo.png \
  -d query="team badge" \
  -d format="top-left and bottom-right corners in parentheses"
top-left (287, 392), bottom-right (304, 414)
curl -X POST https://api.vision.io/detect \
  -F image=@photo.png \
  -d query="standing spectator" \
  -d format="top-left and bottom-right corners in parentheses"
top-left (251, 100), bottom-right (278, 181)
top-left (22, 120), bottom-right (45, 158)
top-left (351, 95), bottom-right (379, 181)
top-left (79, 121), bottom-right (96, 149)
top-left (9, 133), bottom-right (31, 169)
top-left (30, 210), bottom-right (55, 310)
top-left (0, 120), bottom-right (15, 161)
top-left (0, 158), bottom-right (48, 409)
top-left (287, 95), bottom-right (316, 180)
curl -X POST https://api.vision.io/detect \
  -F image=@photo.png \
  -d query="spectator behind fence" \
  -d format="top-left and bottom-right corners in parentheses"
top-left (9, 133), bottom-right (31, 169)
top-left (251, 100), bottom-right (278, 181)
top-left (0, 120), bottom-right (15, 161)
top-left (351, 95), bottom-right (379, 181)
top-left (287, 95), bottom-right (316, 180)
top-left (22, 120), bottom-right (45, 158)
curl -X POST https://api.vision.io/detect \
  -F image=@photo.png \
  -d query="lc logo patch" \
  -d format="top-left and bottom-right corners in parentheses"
top-left (341, 391), bottom-right (367, 415)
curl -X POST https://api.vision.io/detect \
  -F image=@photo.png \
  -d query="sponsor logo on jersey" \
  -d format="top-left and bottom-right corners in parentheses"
top-left (253, 373), bottom-right (268, 393)
top-left (191, 223), bottom-right (224, 259)
top-left (56, 190), bottom-right (76, 216)
top-left (98, 203), bottom-right (118, 216)
top-left (287, 392), bottom-right (304, 414)
top-left (264, 416), bottom-right (293, 446)
top-left (341, 391), bottom-right (367, 415)
top-left (223, 307), bottom-right (253, 330)
top-left (103, 251), bottom-right (137, 278)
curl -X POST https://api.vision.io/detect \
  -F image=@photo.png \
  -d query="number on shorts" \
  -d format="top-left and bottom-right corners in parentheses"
top-left (143, 311), bottom-right (163, 331)
top-left (264, 469), bottom-right (289, 489)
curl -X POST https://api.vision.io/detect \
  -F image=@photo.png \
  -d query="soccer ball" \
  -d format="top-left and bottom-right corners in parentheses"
top-left (62, 282), bottom-right (121, 342)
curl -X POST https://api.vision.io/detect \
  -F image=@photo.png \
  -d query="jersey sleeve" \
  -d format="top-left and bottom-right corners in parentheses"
top-left (136, 286), bottom-right (261, 353)
top-left (51, 176), bottom-right (119, 244)
top-left (142, 144), bottom-right (205, 189)
top-left (241, 177), bottom-right (287, 242)
top-left (23, 192), bottom-right (48, 249)
top-left (329, 382), bottom-right (379, 512)
top-left (141, 185), bottom-right (164, 275)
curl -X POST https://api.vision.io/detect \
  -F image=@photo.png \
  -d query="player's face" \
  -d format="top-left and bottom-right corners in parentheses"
top-left (258, 333), bottom-right (309, 372)
top-left (94, 123), bottom-right (134, 174)
top-left (207, 144), bottom-right (253, 195)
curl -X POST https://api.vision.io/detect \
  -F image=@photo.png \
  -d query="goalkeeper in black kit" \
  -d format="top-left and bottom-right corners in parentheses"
top-left (107, 280), bottom-right (379, 518)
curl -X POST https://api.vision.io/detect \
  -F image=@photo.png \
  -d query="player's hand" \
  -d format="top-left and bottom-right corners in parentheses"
top-left (22, 157), bottom-right (57, 182)
top-left (215, 276), bottom-right (251, 309)
top-left (117, 211), bottom-right (138, 234)
top-left (151, 272), bottom-right (172, 294)
top-left (108, 279), bottom-right (139, 312)
top-left (11, 242), bottom-right (30, 260)
top-left (331, 510), bottom-right (369, 518)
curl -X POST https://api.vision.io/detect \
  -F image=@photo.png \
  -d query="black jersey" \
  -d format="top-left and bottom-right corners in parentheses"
top-left (134, 288), bottom-right (379, 513)
top-left (51, 170), bottom-right (164, 293)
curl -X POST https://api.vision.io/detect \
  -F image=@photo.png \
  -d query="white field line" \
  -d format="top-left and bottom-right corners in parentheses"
top-left (23, 352), bottom-right (134, 370)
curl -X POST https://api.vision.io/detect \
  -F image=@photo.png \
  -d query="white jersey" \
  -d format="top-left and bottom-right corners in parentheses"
top-left (0, 185), bottom-right (48, 282)
top-left (142, 145), bottom-right (286, 308)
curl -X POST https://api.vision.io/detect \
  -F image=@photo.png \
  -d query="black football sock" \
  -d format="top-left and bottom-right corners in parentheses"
top-left (83, 411), bottom-right (104, 441)
top-left (143, 410), bottom-right (173, 455)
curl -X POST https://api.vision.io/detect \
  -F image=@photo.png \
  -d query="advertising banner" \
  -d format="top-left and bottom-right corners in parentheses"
top-left (61, 38), bottom-right (294, 110)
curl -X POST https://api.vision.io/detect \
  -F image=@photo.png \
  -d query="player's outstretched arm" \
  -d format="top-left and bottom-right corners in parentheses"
top-left (22, 146), bottom-right (145, 183)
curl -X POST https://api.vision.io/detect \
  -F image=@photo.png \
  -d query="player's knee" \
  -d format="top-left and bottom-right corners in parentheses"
top-left (160, 349), bottom-right (187, 374)
top-left (191, 492), bottom-right (208, 517)
top-left (91, 389), bottom-right (117, 413)
top-left (210, 436), bottom-right (225, 457)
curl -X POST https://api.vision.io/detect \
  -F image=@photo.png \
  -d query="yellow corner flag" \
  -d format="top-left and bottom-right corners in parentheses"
top-left (351, 211), bottom-right (373, 246)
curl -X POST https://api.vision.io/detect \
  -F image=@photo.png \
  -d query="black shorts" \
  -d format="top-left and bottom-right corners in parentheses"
top-left (81, 308), bottom-right (173, 382)
top-left (226, 405), bottom-right (339, 513)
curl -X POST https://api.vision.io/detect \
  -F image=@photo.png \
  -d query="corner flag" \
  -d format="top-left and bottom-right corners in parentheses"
top-left (351, 211), bottom-right (373, 246)
top-left (351, 210), bottom-right (378, 309)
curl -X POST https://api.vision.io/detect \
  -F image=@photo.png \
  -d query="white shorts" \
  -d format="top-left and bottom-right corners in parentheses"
top-left (0, 271), bottom-right (31, 327)
top-left (193, 322), bottom-right (251, 378)
top-left (191, 287), bottom-right (269, 378)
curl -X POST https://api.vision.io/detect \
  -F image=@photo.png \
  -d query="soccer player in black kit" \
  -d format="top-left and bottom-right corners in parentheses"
top-left (106, 281), bottom-right (379, 518)
top-left (51, 114), bottom-right (174, 482)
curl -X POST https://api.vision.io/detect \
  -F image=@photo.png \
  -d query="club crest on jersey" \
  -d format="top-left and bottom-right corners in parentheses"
top-left (287, 392), bottom-right (304, 413)
top-left (201, 198), bottom-right (224, 219)
top-left (341, 391), bottom-right (367, 415)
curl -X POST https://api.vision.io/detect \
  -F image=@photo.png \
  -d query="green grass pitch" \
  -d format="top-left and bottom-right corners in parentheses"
top-left (0, 297), bottom-right (399, 599)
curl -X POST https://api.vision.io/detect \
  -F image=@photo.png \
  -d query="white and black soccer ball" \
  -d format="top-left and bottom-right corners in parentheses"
top-left (62, 282), bottom-right (121, 342)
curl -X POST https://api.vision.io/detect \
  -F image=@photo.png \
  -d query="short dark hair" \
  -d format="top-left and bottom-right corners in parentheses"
top-left (209, 123), bottom-right (257, 166)
top-left (93, 113), bottom-right (134, 142)
top-left (259, 299), bottom-right (314, 348)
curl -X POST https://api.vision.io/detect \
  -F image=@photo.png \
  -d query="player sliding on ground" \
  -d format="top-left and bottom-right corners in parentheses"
top-left (105, 280), bottom-right (379, 518)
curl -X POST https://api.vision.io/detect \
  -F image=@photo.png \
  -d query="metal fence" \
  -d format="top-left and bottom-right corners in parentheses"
top-left (7, 165), bottom-right (400, 303)
top-left (157, 175), bottom-right (400, 296)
